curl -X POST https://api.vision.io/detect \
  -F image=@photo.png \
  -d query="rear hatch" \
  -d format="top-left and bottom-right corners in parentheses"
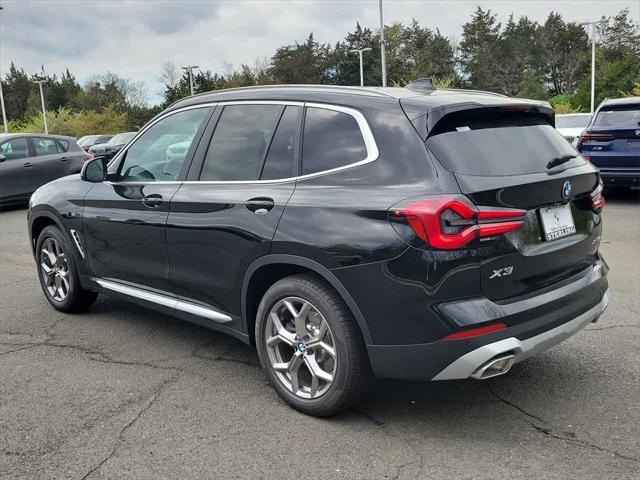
top-left (423, 107), bottom-right (603, 301)
top-left (578, 102), bottom-right (640, 174)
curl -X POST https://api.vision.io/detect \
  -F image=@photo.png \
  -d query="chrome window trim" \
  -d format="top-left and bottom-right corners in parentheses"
top-left (106, 100), bottom-right (379, 186)
top-left (96, 278), bottom-right (232, 324)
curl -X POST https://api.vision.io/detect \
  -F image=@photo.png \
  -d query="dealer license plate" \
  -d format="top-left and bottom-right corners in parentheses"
top-left (540, 203), bottom-right (576, 241)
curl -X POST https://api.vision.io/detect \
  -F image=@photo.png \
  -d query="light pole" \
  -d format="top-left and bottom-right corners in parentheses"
top-left (0, 5), bottom-right (7, 133)
top-left (34, 80), bottom-right (48, 134)
top-left (378, 0), bottom-right (387, 87)
top-left (349, 47), bottom-right (372, 86)
top-left (181, 65), bottom-right (200, 96)
top-left (581, 21), bottom-right (598, 114)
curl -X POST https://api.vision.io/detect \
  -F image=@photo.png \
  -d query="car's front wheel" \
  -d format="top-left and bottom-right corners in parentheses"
top-left (255, 274), bottom-right (370, 416)
top-left (36, 226), bottom-right (98, 313)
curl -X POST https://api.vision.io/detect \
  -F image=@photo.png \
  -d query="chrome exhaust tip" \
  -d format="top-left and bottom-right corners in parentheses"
top-left (470, 354), bottom-right (516, 380)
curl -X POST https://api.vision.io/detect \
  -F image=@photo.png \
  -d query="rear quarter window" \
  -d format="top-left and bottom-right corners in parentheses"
top-left (426, 110), bottom-right (585, 176)
top-left (302, 107), bottom-right (367, 175)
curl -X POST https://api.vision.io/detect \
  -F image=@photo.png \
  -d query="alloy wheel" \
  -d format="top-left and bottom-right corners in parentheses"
top-left (265, 296), bottom-right (337, 399)
top-left (40, 237), bottom-right (70, 302)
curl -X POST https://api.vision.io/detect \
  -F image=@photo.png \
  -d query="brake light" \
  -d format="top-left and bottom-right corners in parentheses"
top-left (590, 182), bottom-right (605, 210)
top-left (579, 132), bottom-right (614, 143)
top-left (391, 196), bottom-right (526, 250)
top-left (444, 322), bottom-right (507, 340)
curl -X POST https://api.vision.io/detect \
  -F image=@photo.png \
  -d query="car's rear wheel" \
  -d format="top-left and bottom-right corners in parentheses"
top-left (255, 274), bottom-right (370, 416)
top-left (36, 226), bottom-right (98, 313)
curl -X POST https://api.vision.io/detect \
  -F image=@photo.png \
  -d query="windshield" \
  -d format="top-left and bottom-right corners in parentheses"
top-left (593, 104), bottom-right (640, 127)
top-left (107, 132), bottom-right (136, 145)
top-left (555, 115), bottom-right (591, 129)
top-left (426, 110), bottom-right (585, 176)
top-left (78, 135), bottom-right (98, 146)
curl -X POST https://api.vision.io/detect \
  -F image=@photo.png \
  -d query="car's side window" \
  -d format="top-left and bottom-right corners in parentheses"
top-left (0, 138), bottom-right (29, 160)
top-left (117, 107), bottom-right (209, 182)
top-left (261, 106), bottom-right (300, 180)
top-left (302, 107), bottom-right (367, 175)
top-left (199, 104), bottom-right (285, 181)
top-left (33, 138), bottom-right (62, 156)
top-left (57, 139), bottom-right (69, 152)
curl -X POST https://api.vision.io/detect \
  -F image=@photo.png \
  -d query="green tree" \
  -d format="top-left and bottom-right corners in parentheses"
top-left (269, 34), bottom-right (333, 84)
top-left (459, 7), bottom-right (502, 91)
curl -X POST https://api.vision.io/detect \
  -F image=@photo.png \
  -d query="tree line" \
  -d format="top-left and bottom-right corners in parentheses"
top-left (3, 7), bottom-right (638, 136)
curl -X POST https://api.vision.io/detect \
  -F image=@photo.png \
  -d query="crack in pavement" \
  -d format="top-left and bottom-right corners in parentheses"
top-left (356, 409), bottom-right (426, 479)
top-left (487, 386), bottom-right (638, 463)
top-left (79, 375), bottom-right (177, 480)
top-left (585, 324), bottom-right (639, 331)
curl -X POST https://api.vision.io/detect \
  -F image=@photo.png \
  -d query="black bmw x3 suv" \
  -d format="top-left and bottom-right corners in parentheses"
top-left (28, 82), bottom-right (609, 416)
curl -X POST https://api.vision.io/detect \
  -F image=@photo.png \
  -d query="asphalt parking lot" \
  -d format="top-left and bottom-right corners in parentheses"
top-left (0, 190), bottom-right (638, 480)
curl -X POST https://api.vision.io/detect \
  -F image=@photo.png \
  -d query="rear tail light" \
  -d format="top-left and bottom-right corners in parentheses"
top-left (590, 181), bottom-right (605, 210)
top-left (579, 132), bottom-right (614, 144)
top-left (390, 195), bottom-right (526, 250)
top-left (87, 152), bottom-right (94, 161)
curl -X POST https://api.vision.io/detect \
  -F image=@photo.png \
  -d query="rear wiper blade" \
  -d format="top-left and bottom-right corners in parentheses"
top-left (547, 154), bottom-right (577, 169)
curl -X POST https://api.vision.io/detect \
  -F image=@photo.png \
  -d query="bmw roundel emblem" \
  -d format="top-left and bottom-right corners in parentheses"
top-left (562, 181), bottom-right (572, 200)
top-left (635, 129), bottom-right (640, 137)
top-left (297, 342), bottom-right (306, 353)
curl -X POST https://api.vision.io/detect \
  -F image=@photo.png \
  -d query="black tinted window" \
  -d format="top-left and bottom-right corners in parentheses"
top-left (0, 137), bottom-right (29, 160)
top-left (302, 107), bottom-right (367, 175)
top-left (261, 106), bottom-right (299, 180)
top-left (200, 105), bottom-right (283, 181)
top-left (426, 111), bottom-right (584, 176)
top-left (119, 108), bottom-right (208, 182)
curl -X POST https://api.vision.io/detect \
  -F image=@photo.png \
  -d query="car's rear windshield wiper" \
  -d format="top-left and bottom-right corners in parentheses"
top-left (547, 154), bottom-right (577, 169)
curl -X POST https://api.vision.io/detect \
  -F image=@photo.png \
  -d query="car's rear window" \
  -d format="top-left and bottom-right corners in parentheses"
top-left (593, 104), bottom-right (640, 127)
top-left (426, 110), bottom-right (584, 176)
top-left (555, 115), bottom-right (591, 129)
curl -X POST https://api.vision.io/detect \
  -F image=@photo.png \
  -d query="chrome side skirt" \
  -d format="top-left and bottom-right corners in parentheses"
top-left (95, 278), bottom-right (232, 324)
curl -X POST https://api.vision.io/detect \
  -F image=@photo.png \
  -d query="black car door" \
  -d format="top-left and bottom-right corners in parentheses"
top-left (0, 136), bottom-right (32, 202)
top-left (166, 103), bottom-right (301, 325)
top-left (82, 106), bottom-right (213, 292)
top-left (29, 137), bottom-right (73, 188)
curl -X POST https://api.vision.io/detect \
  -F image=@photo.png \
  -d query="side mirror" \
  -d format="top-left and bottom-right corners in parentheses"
top-left (0, 153), bottom-right (6, 162)
top-left (81, 157), bottom-right (108, 182)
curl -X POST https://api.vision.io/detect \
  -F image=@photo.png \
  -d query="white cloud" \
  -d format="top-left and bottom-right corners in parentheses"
top-left (1, 0), bottom-right (637, 104)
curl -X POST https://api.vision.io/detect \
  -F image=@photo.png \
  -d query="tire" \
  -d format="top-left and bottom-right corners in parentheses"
top-left (255, 273), bottom-right (371, 416)
top-left (36, 225), bottom-right (98, 313)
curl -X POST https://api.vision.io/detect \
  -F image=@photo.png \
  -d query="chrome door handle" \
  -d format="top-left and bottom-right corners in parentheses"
top-left (142, 194), bottom-right (163, 208)
top-left (245, 197), bottom-right (275, 213)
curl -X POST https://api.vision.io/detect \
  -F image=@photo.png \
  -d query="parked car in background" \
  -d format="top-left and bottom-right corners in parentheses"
top-left (77, 134), bottom-right (113, 152)
top-left (556, 113), bottom-right (591, 147)
top-left (28, 83), bottom-right (608, 416)
top-left (0, 133), bottom-right (88, 206)
top-left (578, 97), bottom-right (640, 187)
top-left (88, 131), bottom-right (136, 161)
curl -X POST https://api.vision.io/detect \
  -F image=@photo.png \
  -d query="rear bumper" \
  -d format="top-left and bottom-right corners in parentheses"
top-left (599, 170), bottom-right (639, 186)
top-left (366, 260), bottom-right (608, 380)
top-left (432, 293), bottom-right (607, 380)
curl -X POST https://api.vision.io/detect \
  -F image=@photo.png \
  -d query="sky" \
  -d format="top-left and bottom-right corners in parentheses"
top-left (1, 0), bottom-right (639, 105)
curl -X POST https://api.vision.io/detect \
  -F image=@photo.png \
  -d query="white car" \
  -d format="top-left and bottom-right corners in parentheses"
top-left (555, 113), bottom-right (592, 147)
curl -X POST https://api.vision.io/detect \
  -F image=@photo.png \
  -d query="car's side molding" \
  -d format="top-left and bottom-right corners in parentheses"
top-left (241, 254), bottom-right (373, 344)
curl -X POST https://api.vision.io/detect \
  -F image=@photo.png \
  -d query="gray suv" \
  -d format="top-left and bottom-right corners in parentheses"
top-left (0, 133), bottom-right (88, 206)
